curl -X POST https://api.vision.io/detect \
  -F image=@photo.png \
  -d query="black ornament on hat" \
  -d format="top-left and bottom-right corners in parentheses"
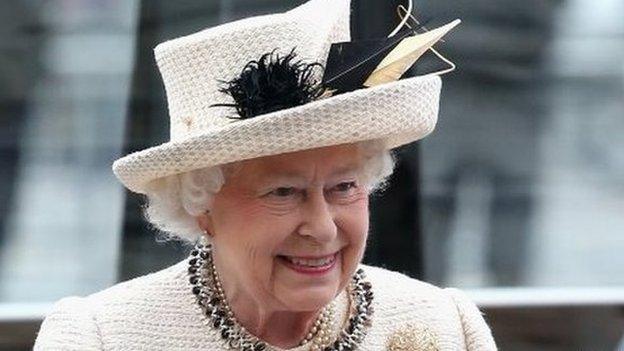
top-left (322, 16), bottom-right (434, 95)
top-left (211, 48), bottom-right (326, 119)
top-left (212, 9), bottom-right (458, 120)
top-left (321, 28), bottom-right (416, 95)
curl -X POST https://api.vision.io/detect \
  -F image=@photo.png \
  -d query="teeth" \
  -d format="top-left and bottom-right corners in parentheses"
top-left (286, 255), bottom-right (334, 267)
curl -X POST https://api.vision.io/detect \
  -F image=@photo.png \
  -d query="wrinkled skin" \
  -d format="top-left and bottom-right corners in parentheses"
top-left (196, 143), bottom-right (370, 347)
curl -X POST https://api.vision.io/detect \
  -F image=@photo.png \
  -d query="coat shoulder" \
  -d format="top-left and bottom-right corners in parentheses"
top-left (35, 259), bottom-right (218, 350)
top-left (361, 264), bottom-right (443, 295)
top-left (34, 296), bottom-right (102, 350)
top-left (86, 259), bottom-right (189, 303)
top-left (359, 264), bottom-right (497, 351)
top-left (360, 263), bottom-right (451, 310)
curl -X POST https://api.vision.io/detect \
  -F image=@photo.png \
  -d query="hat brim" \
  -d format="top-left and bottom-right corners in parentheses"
top-left (112, 75), bottom-right (441, 194)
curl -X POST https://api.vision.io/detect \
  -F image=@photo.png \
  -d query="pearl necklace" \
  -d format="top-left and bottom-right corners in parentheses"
top-left (297, 301), bottom-right (335, 348)
top-left (188, 243), bottom-right (374, 351)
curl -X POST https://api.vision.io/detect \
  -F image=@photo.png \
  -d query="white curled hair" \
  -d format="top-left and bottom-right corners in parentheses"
top-left (142, 140), bottom-right (396, 243)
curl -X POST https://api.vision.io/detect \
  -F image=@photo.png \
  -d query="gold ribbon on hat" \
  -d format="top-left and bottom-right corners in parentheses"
top-left (364, 0), bottom-right (460, 88)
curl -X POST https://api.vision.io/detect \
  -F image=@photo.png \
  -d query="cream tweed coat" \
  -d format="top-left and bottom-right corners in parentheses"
top-left (34, 261), bottom-right (497, 350)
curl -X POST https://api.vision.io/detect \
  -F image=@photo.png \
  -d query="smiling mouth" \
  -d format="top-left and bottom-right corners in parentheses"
top-left (277, 252), bottom-right (339, 274)
top-left (283, 255), bottom-right (335, 267)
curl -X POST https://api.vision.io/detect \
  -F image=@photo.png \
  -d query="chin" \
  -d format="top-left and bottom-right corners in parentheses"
top-left (271, 250), bottom-right (349, 310)
top-left (282, 286), bottom-right (338, 312)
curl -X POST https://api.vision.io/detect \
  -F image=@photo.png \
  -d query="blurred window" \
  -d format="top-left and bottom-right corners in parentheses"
top-left (0, 1), bottom-right (139, 304)
top-left (0, 0), bottom-right (623, 314)
top-left (419, 0), bottom-right (624, 290)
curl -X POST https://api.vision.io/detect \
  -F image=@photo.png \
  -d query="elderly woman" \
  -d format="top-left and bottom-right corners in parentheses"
top-left (35, 0), bottom-right (497, 350)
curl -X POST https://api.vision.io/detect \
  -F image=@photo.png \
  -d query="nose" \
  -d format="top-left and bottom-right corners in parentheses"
top-left (297, 189), bottom-right (338, 243)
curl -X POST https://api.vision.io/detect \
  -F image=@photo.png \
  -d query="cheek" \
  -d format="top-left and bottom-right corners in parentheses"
top-left (336, 198), bottom-right (369, 250)
top-left (213, 196), bottom-right (299, 259)
top-left (211, 200), bottom-right (299, 294)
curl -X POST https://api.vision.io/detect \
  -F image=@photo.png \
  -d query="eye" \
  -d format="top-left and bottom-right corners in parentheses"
top-left (334, 181), bottom-right (357, 192)
top-left (269, 187), bottom-right (297, 197)
top-left (326, 181), bottom-right (362, 204)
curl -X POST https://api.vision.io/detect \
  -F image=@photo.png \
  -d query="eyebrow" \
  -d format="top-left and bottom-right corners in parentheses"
top-left (328, 163), bottom-right (363, 177)
top-left (258, 163), bottom-right (363, 184)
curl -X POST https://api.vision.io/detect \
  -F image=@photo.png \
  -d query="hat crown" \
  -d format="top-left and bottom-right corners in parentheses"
top-left (154, 0), bottom-right (351, 141)
top-left (112, 0), bottom-right (444, 195)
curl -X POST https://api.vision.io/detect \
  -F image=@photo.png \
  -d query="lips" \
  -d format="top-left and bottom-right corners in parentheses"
top-left (284, 255), bottom-right (336, 267)
top-left (278, 252), bottom-right (338, 274)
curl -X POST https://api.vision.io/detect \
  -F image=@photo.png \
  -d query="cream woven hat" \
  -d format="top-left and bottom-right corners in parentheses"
top-left (112, 0), bottom-right (459, 194)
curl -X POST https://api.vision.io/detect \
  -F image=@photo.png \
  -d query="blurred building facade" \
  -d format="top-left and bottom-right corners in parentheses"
top-left (0, 0), bottom-right (623, 350)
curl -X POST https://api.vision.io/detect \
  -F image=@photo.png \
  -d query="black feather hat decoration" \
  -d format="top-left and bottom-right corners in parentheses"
top-left (212, 17), bottom-right (459, 120)
top-left (212, 48), bottom-right (325, 119)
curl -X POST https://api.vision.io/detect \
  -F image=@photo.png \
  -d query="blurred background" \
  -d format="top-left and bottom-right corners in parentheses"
top-left (0, 0), bottom-right (623, 349)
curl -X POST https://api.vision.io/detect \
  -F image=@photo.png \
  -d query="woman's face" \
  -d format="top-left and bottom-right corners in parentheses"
top-left (197, 144), bottom-right (370, 312)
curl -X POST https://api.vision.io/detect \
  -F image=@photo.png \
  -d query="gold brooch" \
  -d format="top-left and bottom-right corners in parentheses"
top-left (387, 322), bottom-right (440, 351)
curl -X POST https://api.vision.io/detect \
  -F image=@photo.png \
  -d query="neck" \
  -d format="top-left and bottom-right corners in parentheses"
top-left (212, 259), bottom-right (326, 348)
top-left (229, 299), bottom-right (321, 348)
